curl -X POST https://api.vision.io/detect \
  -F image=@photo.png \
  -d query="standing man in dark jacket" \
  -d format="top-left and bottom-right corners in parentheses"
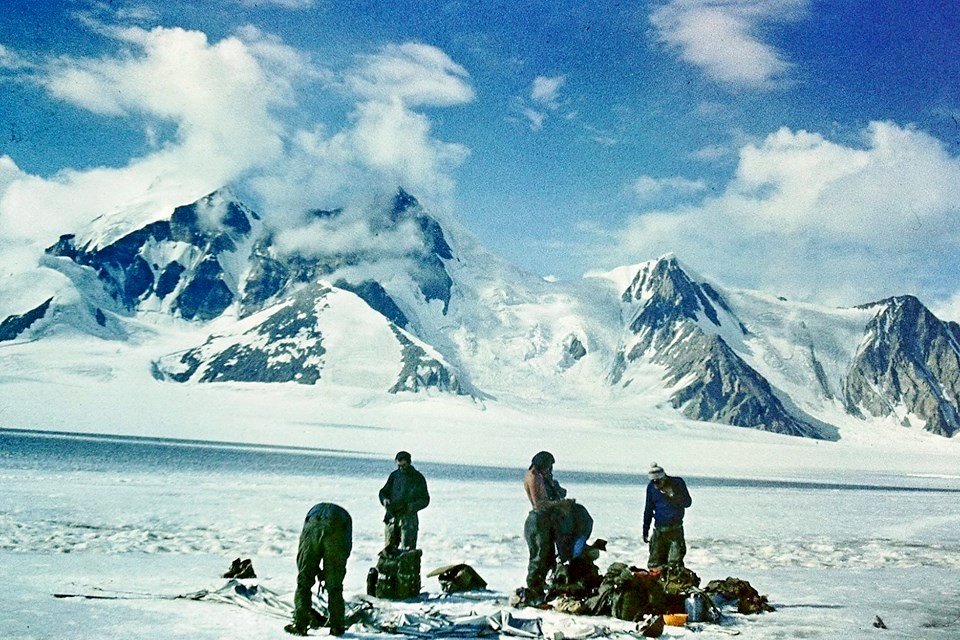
top-left (286, 502), bottom-right (352, 637)
top-left (523, 450), bottom-right (573, 603)
top-left (379, 451), bottom-right (430, 550)
top-left (642, 462), bottom-right (692, 569)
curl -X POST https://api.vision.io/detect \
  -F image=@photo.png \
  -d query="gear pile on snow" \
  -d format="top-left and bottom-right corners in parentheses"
top-left (535, 559), bottom-right (773, 625)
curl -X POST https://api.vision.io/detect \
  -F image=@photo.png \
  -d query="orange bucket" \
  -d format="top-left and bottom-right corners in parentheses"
top-left (662, 613), bottom-right (688, 627)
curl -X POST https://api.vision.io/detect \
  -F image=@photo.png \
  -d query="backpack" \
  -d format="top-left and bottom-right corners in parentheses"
top-left (425, 563), bottom-right (487, 593)
top-left (659, 566), bottom-right (701, 613)
top-left (703, 577), bottom-right (775, 614)
top-left (590, 563), bottom-right (665, 621)
top-left (372, 548), bottom-right (422, 599)
top-left (660, 565), bottom-right (700, 596)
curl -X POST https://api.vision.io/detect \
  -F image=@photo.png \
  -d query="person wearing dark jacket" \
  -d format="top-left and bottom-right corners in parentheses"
top-left (285, 502), bottom-right (352, 637)
top-left (642, 462), bottom-right (692, 569)
top-left (523, 450), bottom-right (572, 602)
top-left (378, 451), bottom-right (430, 550)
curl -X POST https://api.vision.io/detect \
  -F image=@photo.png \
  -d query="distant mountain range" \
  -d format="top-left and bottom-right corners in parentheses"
top-left (3, 188), bottom-right (958, 440)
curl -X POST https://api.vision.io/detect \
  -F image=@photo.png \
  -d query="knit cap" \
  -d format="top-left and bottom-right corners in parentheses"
top-left (648, 462), bottom-right (666, 480)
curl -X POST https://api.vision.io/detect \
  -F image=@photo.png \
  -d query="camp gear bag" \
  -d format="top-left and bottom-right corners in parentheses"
top-left (373, 548), bottom-right (422, 599)
top-left (426, 563), bottom-right (487, 593)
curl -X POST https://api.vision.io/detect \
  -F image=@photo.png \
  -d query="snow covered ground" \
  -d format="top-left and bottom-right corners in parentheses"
top-left (2, 429), bottom-right (960, 639)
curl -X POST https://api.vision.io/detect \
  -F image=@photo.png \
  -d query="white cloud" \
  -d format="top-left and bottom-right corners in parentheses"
top-left (273, 199), bottom-right (426, 260)
top-left (930, 291), bottom-right (960, 324)
top-left (0, 156), bottom-right (25, 193)
top-left (630, 175), bottom-right (707, 203)
top-left (0, 43), bottom-right (32, 71)
top-left (347, 42), bottom-right (474, 107)
top-left (651, 0), bottom-right (807, 87)
top-left (250, 42), bottom-right (474, 243)
top-left (513, 74), bottom-right (568, 132)
top-left (85, 1), bottom-right (160, 23)
top-left (0, 25), bottom-right (314, 245)
top-left (598, 121), bottom-right (960, 306)
top-left (531, 75), bottom-right (566, 108)
top-left (523, 108), bottom-right (546, 131)
top-left (0, 29), bottom-right (472, 268)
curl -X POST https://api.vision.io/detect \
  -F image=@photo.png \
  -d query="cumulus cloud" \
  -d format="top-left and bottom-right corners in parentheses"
top-left (0, 24), bottom-right (315, 245)
top-left (347, 42), bottom-right (474, 107)
top-left (249, 42), bottom-right (473, 246)
top-left (630, 175), bottom-right (708, 204)
top-left (273, 198), bottom-right (427, 260)
top-left (84, 2), bottom-right (160, 23)
top-left (598, 121), bottom-right (960, 306)
top-left (0, 25), bottom-right (472, 272)
top-left (523, 107), bottom-right (546, 131)
top-left (690, 144), bottom-right (730, 162)
top-left (651, 0), bottom-right (807, 87)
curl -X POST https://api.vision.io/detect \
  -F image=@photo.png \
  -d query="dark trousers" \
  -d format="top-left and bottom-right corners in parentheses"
top-left (294, 505), bottom-right (352, 632)
top-left (524, 510), bottom-right (555, 595)
top-left (384, 511), bottom-right (419, 550)
top-left (647, 523), bottom-right (686, 569)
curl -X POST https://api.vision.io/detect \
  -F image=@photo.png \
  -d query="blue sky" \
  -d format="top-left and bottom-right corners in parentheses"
top-left (1, 0), bottom-right (959, 315)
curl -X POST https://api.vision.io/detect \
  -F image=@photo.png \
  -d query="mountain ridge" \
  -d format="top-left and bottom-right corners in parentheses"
top-left (3, 186), bottom-right (959, 440)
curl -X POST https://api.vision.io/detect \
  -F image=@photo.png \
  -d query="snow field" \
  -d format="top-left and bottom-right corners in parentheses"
top-left (3, 434), bottom-right (960, 639)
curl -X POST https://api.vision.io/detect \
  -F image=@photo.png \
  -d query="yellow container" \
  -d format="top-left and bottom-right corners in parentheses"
top-left (662, 613), bottom-right (688, 627)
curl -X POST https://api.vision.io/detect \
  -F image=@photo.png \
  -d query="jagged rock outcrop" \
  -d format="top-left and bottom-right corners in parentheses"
top-left (558, 334), bottom-right (587, 370)
top-left (0, 297), bottom-right (52, 342)
top-left (388, 326), bottom-right (463, 394)
top-left (46, 190), bottom-right (257, 321)
top-left (155, 282), bottom-right (465, 394)
top-left (845, 296), bottom-right (960, 436)
top-left (156, 284), bottom-right (331, 384)
top-left (663, 325), bottom-right (825, 438)
top-left (613, 256), bottom-right (831, 439)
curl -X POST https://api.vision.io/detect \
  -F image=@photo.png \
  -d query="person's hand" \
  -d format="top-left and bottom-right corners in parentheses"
top-left (643, 534), bottom-right (649, 544)
top-left (384, 499), bottom-right (391, 507)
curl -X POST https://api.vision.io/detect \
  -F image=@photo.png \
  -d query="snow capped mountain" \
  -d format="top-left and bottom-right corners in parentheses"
top-left (3, 186), bottom-right (960, 440)
top-left (845, 296), bottom-right (960, 436)
top-left (46, 189), bottom-right (259, 321)
top-left (155, 281), bottom-right (464, 394)
top-left (596, 256), bottom-right (831, 439)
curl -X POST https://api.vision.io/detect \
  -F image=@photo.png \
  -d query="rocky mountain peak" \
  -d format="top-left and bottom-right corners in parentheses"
top-left (45, 188), bottom-right (258, 320)
top-left (621, 254), bottom-right (744, 335)
top-left (845, 294), bottom-right (960, 436)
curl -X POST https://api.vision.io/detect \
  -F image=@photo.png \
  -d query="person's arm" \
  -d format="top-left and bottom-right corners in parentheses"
top-left (668, 478), bottom-right (692, 508)
top-left (642, 483), bottom-right (654, 542)
top-left (407, 472), bottom-right (430, 512)
top-left (553, 479), bottom-right (568, 499)
top-left (379, 472), bottom-right (394, 507)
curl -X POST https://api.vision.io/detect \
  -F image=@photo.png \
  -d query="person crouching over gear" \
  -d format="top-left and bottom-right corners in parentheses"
top-left (642, 462), bottom-right (692, 570)
top-left (379, 451), bottom-right (430, 550)
top-left (286, 502), bottom-right (352, 637)
top-left (523, 450), bottom-right (574, 604)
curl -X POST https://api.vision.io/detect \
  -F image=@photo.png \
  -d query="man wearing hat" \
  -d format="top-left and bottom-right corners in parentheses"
top-left (642, 462), bottom-right (692, 569)
top-left (379, 451), bottom-right (430, 550)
